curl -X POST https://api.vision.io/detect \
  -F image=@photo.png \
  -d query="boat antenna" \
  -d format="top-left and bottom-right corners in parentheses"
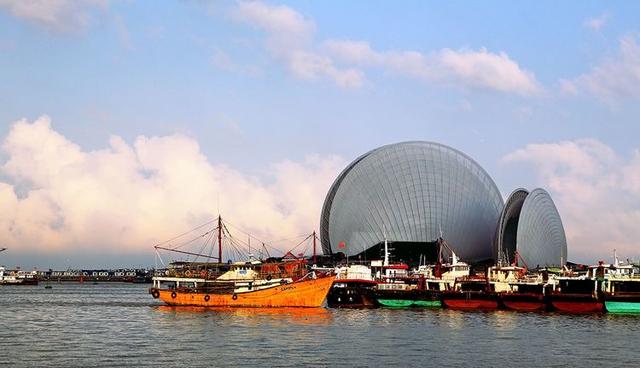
top-left (383, 224), bottom-right (389, 267)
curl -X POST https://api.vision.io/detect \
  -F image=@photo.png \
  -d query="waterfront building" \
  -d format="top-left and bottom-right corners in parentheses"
top-left (495, 188), bottom-right (567, 268)
top-left (320, 141), bottom-right (568, 267)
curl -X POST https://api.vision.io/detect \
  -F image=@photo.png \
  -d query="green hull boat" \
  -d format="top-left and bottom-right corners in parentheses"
top-left (377, 299), bottom-right (441, 308)
top-left (605, 301), bottom-right (640, 314)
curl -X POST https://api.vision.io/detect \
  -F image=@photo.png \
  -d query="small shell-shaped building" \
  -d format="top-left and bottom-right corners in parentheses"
top-left (495, 188), bottom-right (567, 267)
top-left (320, 141), bottom-right (504, 262)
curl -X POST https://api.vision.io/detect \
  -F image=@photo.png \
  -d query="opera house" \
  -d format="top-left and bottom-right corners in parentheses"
top-left (320, 141), bottom-right (567, 267)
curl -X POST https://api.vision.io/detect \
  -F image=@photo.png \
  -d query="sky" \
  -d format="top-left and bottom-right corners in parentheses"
top-left (1, 0), bottom-right (640, 269)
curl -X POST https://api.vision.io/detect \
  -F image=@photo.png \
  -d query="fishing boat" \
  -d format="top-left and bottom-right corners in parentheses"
top-left (374, 262), bottom-right (433, 308)
top-left (369, 232), bottom-right (438, 308)
top-left (605, 277), bottom-right (640, 314)
top-left (327, 264), bottom-right (377, 308)
top-left (495, 268), bottom-right (553, 312)
top-left (548, 267), bottom-right (604, 313)
top-left (150, 264), bottom-right (334, 307)
top-left (493, 252), bottom-right (557, 312)
top-left (441, 275), bottom-right (500, 310)
top-left (601, 252), bottom-right (640, 313)
top-left (549, 278), bottom-right (603, 313)
top-left (374, 237), bottom-right (470, 308)
top-left (149, 216), bottom-right (335, 308)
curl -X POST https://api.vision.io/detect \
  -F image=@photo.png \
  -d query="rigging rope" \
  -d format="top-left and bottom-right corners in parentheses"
top-left (154, 219), bottom-right (217, 247)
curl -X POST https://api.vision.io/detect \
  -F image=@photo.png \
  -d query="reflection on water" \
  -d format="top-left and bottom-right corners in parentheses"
top-left (155, 305), bottom-right (333, 326)
top-left (2, 283), bottom-right (640, 367)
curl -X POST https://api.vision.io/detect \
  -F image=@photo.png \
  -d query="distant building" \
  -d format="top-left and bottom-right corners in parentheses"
top-left (320, 141), bottom-right (568, 267)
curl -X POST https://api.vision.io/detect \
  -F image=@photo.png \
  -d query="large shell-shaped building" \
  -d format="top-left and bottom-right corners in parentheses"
top-left (495, 188), bottom-right (567, 267)
top-left (320, 141), bottom-right (504, 262)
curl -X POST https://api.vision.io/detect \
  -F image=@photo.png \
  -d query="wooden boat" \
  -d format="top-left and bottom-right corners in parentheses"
top-left (151, 272), bottom-right (335, 308)
top-left (150, 216), bottom-right (334, 308)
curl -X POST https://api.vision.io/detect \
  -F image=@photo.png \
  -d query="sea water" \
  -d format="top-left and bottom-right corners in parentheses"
top-left (1, 283), bottom-right (638, 367)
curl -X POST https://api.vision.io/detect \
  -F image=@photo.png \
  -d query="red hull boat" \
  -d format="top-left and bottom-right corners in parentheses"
top-left (550, 294), bottom-right (604, 313)
top-left (551, 277), bottom-right (604, 313)
top-left (441, 291), bottom-right (499, 310)
top-left (500, 293), bottom-right (546, 312)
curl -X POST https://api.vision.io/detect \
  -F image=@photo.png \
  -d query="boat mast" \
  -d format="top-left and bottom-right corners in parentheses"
top-left (218, 215), bottom-right (222, 263)
top-left (313, 231), bottom-right (317, 264)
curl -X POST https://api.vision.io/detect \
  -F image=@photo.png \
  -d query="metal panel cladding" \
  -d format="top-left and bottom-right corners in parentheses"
top-left (320, 141), bottom-right (504, 262)
top-left (495, 188), bottom-right (530, 264)
top-left (516, 188), bottom-right (568, 267)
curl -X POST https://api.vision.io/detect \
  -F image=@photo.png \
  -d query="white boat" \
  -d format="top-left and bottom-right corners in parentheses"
top-left (0, 266), bottom-right (39, 285)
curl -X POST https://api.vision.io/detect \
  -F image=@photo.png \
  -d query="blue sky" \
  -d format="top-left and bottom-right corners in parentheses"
top-left (1, 0), bottom-right (640, 268)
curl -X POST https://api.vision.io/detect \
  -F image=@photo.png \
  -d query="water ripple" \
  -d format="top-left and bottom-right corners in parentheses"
top-left (2, 283), bottom-right (640, 367)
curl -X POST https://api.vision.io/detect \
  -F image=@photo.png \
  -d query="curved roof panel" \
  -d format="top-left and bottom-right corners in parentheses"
top-left (495, 188), bottom-right (529, 263)
top-left (320, 141), bottom-right (504, 262)
top-left (516, 188), bottom-right (568, 267)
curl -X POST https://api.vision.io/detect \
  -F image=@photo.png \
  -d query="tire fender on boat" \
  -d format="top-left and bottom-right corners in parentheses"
top-left (151, 289), bottom-right (160, 299)
top-left (171, 291), bottom-right (177, 299)
top-left (204, 294), bottom-right (210, 302)
top-left (266, 274), bottom-right (272, 281)
top-left (232, 294), bottom-right (238, 300)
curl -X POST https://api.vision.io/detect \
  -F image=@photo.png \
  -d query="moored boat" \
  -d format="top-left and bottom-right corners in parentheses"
top-left (327, 264), bottom-right (377, 308)
top-left (549, 277), bottom-right (604, 313)
top-left (604, 291), bottom-right (640, 314)
top-left (0, 266), bottom-right (39, 286)
top-left (150, 216), bottom-right (335, 308)
top-left (491, 265), bottom-right (555, 312)
top-left (151, 271), bottom-right (335, 308)
top-left (374, 237), bottom-right (469, 308)
top-left (602, 255), bottom-right (640, 313)
top-left (441, 277), bottom-right (500, 310)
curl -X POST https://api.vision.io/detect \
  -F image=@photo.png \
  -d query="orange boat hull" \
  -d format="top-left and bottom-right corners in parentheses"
top-left (155, 276), bottom-right (335, 308)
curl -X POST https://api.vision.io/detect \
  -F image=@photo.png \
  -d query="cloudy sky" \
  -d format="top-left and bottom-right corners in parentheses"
top-left (1, 1), bottom-right (640, 268)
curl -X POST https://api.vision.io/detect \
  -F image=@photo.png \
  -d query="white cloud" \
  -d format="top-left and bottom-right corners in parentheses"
top-left (561, 35), bottom-right (640, 102)
top-left (235, 0), bottom-right (314, 41)
top-left (234, 1), bottom-right (364, 88)
top-left (503, 139), bottom-right (640, 262)
top-left (324, 40), bottom-right (541, 95)
top-left (232, 2), bottom-right (539, 94)
top-left (0, 116), bottom-right (346, 257)
top-left (584, 12), bottom-right (610, 31)
top-left (0, 0), bottom-right (108, 32)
